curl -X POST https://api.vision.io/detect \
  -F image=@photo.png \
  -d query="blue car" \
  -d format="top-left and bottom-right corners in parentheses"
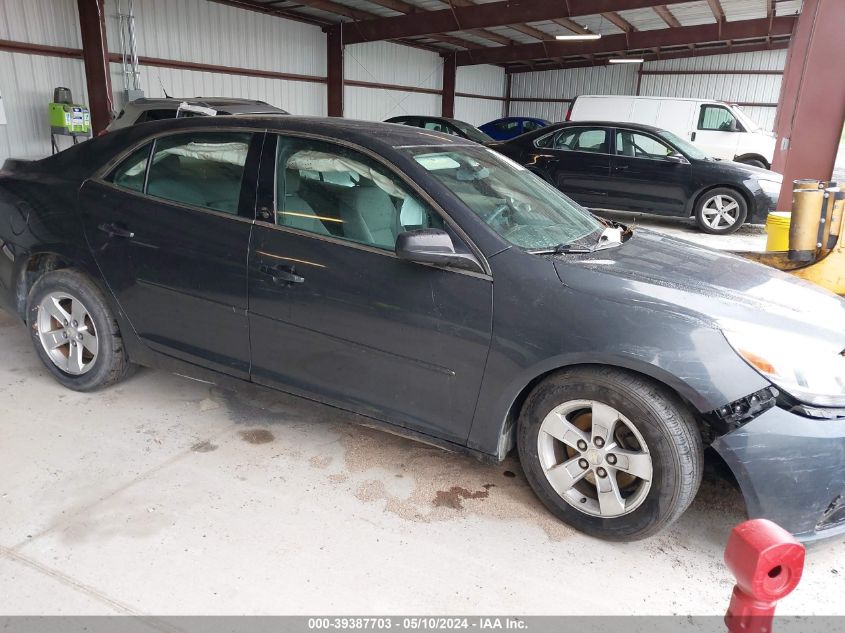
top-left (479, 116), bottom-right (550, 140)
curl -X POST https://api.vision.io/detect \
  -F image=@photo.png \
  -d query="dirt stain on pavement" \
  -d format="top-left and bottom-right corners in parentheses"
top-left (238, 428), bottom-right (275, 444)
top-left (191, 440), bottom-right (218, 453)
top-left (433, 485), bottom-right (490, 509)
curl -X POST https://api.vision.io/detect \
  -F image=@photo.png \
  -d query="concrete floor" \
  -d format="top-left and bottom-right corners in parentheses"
top-left (1, 220), bottom-right (843, 616)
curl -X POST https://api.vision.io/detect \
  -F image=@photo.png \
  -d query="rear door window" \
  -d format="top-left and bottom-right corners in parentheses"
top-left (110, 143), bottom-right (153, 192)
top-left (144, 132), bottom-right (253, 214)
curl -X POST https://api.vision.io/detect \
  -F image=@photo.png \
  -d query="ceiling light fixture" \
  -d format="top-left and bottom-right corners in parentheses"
top-left (608, 57), bottom-right (645, 63)
top-left (555, 33), bottom-right (602, 41)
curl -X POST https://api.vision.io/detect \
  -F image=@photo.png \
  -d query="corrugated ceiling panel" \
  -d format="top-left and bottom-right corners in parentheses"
top-left (104, 0), bottom-right (325, 77)
top-left (618, 7), bottom-right (670, 31)
top-left (0, 0), bottom-right (82, 48)
top-left (344, 85), bottom-right (440, 121)
top-left (722, 0), bottom-right (766, 21)
top-left (0, 52), bottom-right (89, 162)
top-left (669, 1), bottom-right (718, 26)
top-left (455, 97), bottom-right (503, 126)
top-left (345, 41), bottom-right (442, 89)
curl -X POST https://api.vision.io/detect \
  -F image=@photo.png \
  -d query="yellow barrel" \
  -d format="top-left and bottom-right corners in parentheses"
top-left (789, 188), bottom-right (825, 261)
top-left (794, 179), bottom-right (821, 191)
top-left (766, 212), bottom-right (792, 251)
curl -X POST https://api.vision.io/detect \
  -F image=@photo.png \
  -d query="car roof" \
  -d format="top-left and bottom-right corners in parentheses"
top-left (114, 114), bottom-right (481, 151)
top-left (550, 120), bottom-right (666, 134)
top-left (129, 97), bottom-right (273, 107)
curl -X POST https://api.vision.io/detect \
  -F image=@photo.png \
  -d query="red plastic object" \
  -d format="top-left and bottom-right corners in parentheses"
top-left (724, 519), bottom-right (806, 633)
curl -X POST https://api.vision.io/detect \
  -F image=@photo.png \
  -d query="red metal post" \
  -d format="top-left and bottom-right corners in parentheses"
top-left (772, 0), bottom-right (845, 209)
top-left (724, 519), bottom-right (805, 633)
top-left (441, 53), bottom-right (456, 118)
top-left (326, 25), bottom-right (344, 117)
top-left (77, 0), bottom-right (113, 135)
top-left (504, 73), bottom-right (512, 118)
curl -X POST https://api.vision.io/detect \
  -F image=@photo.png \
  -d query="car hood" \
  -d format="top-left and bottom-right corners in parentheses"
top-left (552, 229), bottom-right (845, 345)
top-left (698, 158), bottom-right (780, 180)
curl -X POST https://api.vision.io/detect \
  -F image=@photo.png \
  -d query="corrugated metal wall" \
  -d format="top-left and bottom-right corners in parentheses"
top-left (455, 64), bottom-right (505, 125)
top-left (508, 49), bottom-right (785, 130)
top-left (0, 0), bottom-right (87, 160)
top-left (510, 65), bottom-right (638, 122)
top-left (344, 41), bottom-right (441, 121)
top-left (104, 0), bottom-right (326, 115)
top-left (639, 49), bottom-right (786, 131)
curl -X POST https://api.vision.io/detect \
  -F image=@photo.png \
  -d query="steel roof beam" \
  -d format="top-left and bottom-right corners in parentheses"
top-left (341, 0), bottom-right (707, 45)
top-left (456, 15), bottom-right (796, 65)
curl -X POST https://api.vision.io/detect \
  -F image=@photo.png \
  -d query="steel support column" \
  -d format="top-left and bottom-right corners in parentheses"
top-left (441, 53), bottom-right (456, 118)
top-left (326, 25), bottom-right (344, 117)
top-left (772, 0), bottom-right (845, 208)
top-left (77, 0), bottom-right (113, 134)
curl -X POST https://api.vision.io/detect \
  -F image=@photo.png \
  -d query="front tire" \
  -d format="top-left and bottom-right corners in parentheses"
top-left (517, 366), bottom-right (703, 541)
top-left (27, 269), bottom-right (132, 391)
top-left (694, 187), bottom-right (748, 235)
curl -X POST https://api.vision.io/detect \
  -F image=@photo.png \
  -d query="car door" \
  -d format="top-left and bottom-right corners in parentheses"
top-left (694, 104), bottom-right (742, 161)
top-left (79, 129), bottom-right (261, 379)
top-left (247, 133), bottom-right (493, 444)
top-left (605, 128), bottom-right (692, 216)
top-left (531, 126), bottom-right (612, 208)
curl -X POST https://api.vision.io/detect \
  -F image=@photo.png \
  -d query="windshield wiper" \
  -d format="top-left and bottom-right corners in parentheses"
top-left (528, 243), bottom-right (594, 255)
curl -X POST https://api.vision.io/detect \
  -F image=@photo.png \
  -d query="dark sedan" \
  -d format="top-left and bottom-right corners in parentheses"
top-left (384, 115), bottom-right (493, 144)
top-left (1, 116), bottom-right (844, 542)
top-left (494, 120), bottom-right (782, 235)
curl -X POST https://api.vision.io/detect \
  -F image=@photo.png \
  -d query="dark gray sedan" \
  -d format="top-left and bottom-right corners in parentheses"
top-left (494, 120), bottom-right (782, 235)
top-left (1, 116), bottom-right (843, 541)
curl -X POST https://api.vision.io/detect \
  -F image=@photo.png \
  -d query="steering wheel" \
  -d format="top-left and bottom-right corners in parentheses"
top-left (486, 202), bottom-right (510, 226)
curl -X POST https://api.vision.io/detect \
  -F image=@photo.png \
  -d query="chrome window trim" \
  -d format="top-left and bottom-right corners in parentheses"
top-left (532, 126), bottom-right (611, 155)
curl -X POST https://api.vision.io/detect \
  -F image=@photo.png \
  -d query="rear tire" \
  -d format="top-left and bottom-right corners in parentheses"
top-left (26, 269), bottom-right (132, 391)
top-left (694, 187), bottom-right (747, 235)
top-left (517, 366), bottom-right (703, 541)
top-left (739, 158), bottom-right (767, 169)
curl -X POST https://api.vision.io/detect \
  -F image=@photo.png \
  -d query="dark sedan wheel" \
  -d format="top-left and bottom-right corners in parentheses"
top-left (27, 269), bottom-right (132, 391)
top-left (518, 366), bottom-right (703, 541)
top-left (694, 188), bottom-right (748, 235)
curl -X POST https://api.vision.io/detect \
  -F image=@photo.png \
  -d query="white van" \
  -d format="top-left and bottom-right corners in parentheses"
top-left (568, 95), bottom-right (777, 169)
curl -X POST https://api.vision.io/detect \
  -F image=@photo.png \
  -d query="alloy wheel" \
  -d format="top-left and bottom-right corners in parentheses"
top-left (701, 194), bottom-right (740, 230)
top-left (537, 399), bottom-right (652, 518)
top-left (36, 291), bottom-right (99, 375)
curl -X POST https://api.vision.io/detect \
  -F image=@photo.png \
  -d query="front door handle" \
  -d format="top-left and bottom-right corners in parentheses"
top-left (691, 131), bottom-right (697, 142)
top-left (98, 222), bottom-right (134, 239)
top-left (261, 263), bottom-right (304, 285)
top-left (614, 164), bottom-right (629, 171)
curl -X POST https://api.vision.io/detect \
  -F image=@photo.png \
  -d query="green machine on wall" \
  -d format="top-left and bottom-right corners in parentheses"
top-left (49, 87), bottom-right (90, 154)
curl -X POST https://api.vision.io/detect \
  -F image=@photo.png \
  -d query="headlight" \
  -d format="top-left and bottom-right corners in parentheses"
top-left (757, 179), bottom-right (782, 196)
top-left (722, 322), bottom-right (845, 407)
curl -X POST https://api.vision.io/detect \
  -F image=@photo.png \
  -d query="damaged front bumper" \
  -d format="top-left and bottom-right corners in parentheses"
top-left (712, 405), bottom-right (845, 542)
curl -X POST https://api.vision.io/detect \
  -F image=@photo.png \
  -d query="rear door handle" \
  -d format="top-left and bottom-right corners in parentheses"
top-left (98, 222), bottom-right (134, 239)
top-left (260, 263), bottom-right (304, 285)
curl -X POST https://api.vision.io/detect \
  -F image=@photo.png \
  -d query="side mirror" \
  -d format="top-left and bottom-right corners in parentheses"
top-left (665, 153), bottom-right (687, 164)
top-left (395, 229), bottom-right (484, 274)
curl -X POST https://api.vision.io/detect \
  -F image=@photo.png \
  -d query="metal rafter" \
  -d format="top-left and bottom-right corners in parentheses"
top-left (602, 11), bottom-right (635, 32)
top-left (653, 5), bottom-right (681, 28)
top-left (705, 0), bottom-right (725, 22)
top-left (341, 0), bottom-right (709, 45)
top-left (505, 38), bottom-right (791, 74)
top-left (455, 15), bottom-right (796, 65)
